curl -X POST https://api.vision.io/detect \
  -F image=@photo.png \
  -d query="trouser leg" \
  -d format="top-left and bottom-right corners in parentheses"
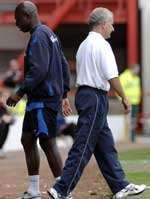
top-left (54, 91), bottom-right (105, 196)
top-left (130, 105), bottom-right (139, 143)
top-left (94, 120), bottom-right (129, 194)
top-left (0, 122), bottom-right (9, 149)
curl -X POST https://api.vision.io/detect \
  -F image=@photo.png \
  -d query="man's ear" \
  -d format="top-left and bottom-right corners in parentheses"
top-left (101, 21), bottom-right (106, 27)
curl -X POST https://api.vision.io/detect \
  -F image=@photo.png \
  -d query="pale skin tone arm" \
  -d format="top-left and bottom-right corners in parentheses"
top-left (109, 77), bottom-right (131, 114)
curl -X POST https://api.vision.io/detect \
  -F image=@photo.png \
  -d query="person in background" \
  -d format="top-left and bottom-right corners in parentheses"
top-left (0, 88), bottom-right (14, 158)
top-left (119, 64), bottom-right (141, 142)
top-left (6, 1), bottom-right (72, 199)
top-left (3, 59), bottom-right (23, 88)
top-left (48, 7), bottom-right (146, 199)
top-left (0, 58), bottom-right (23, 158)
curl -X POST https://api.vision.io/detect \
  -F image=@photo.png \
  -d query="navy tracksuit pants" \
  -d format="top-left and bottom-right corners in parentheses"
top-left (54, 86), bottom-right (129, 196)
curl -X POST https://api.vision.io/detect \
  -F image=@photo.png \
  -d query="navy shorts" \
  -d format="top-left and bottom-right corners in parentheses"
top-left (22, 107), bottom-right (57, 138)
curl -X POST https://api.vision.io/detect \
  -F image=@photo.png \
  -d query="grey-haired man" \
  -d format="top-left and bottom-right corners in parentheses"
top-left (48, 7), bottom-right (146, 199)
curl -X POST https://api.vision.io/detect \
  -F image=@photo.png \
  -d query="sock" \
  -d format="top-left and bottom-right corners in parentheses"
top-left (27, 175), bottom-right (40, 194)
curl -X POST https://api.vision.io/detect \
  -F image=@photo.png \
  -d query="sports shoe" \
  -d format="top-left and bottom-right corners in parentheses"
top-left (115, 183), bottom-right (146, 198)
top-left (19, 191), bottom-right (42, 199)
top-left (47, 187), bottom-right (73, 199)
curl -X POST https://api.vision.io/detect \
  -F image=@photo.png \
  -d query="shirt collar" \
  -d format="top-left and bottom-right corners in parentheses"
top-left (89, 31), bottom-right (104, 39)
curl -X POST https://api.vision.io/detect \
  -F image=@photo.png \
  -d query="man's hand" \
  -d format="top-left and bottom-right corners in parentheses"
top-left (109, 78), bottom-right (131, 114)
top-left (6, 94), bottom-right (21, 107)
top-left (62, 98), bottom-right (72, 117)
top-left (122, 96), bottom-right (131, 114)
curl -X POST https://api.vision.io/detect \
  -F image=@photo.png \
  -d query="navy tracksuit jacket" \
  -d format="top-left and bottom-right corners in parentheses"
top-left (17, 24), bottom-right (70, 111)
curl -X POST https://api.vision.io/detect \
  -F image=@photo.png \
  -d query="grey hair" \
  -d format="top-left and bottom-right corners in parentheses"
top-left (88, 7), bottom-right (113, 28)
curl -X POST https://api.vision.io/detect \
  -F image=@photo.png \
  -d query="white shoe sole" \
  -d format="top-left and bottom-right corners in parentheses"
top-left (129, 184), bottom-right (146, 196)
top-left (115, 184), bottom-right (146, 198)
top-left (47, 188), bottom-right (73, 199)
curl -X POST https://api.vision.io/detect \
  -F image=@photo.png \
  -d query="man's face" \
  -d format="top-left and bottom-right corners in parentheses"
top-left (15, 10), bottom-right (31, 32)
top-left (103, 17), bottom-right (114, 39)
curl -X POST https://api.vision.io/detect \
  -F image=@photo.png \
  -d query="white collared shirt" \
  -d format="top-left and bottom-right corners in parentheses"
top-left (76, 31), bottom-right (118, 91)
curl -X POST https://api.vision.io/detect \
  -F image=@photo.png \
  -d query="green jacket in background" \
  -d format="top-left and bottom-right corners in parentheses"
top-left (119, 69), bottom-right (141, 105)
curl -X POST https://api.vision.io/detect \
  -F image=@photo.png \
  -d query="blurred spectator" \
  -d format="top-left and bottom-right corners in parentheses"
top-left (119, 64), bottom-right (141, 142)
top-left (17, 52), bottom-right (24, 73)
top-left (3, 59), bottom-right (23, 88)
top-left (0, 58), bottom-right (23, 158)
top-left (0, 89), bottom-right (14, 158)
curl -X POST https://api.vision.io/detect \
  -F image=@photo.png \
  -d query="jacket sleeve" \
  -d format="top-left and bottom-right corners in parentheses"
top-left (17, 32), bottom-right (50, 96)
top-left (59, 41), bottom-right (70, 98)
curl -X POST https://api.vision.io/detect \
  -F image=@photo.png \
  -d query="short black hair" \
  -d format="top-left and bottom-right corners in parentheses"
top-left (15, 1), bottom-right (38, 17)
